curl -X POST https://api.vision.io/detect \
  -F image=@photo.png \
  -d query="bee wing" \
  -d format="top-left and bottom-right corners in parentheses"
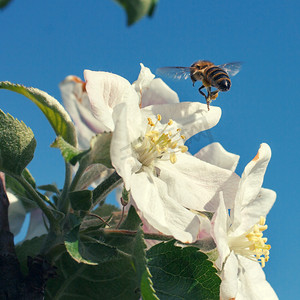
top-left (218, 62), bottom-right (242, 76)
top-left (156, 67), bottom-right (192, 80)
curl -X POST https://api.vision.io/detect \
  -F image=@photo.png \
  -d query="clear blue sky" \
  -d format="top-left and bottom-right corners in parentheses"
top-left (1, 1), bottom-right (299, 298)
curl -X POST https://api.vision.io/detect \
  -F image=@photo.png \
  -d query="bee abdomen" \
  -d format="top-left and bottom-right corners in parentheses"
top-left (206, 67), bottom-right (231, 91)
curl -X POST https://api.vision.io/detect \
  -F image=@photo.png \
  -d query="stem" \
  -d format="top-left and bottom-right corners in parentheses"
top-left (92, 171), bottom-right (122, 205)
top-left (58, 162), bottom-right (73, 213)
top-left (68, 164), bottom-right (86, 193)
top-left (15, 174), bottom-right (60, 234)
top-left (88, 213), bottom-right (111, 227)
top-left (101, 228), bottom-right (173, 242)
top-left (116, 206), bottom-right (125, 229)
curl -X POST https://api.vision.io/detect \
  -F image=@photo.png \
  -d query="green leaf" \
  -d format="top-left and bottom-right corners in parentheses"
top-left (114, 0), bottom-right (158, 25)
top-left (38, 183), bottom-right (60, 194)
top-left (51, 136), bottom-right (82, 163)
top-left (148, 0), bottom-right (158, 17)
top-left (0, 110), bottom-right (36, 175)
top-left (46, 206), bottom-right (147, 299)
top-left (141, 268), bottom-right (159, 300)
top-left (0, 81), bottom-right (77, 146)
top-left (45, 251), bottom-right (141, 300)
top-left (147, 240), bottom-right (221, 300)
top-left (65, 225), bottom-right (98, 265)
top-left (69, 190), bottom-right (92, 211)
top-left (6, 173), bottom-right (38, 211)
top-left (120, 205), bottom-right (142, 230)
top-left (0, 0), bottom-right (12, 9)
top-left (64, 225), bottom-right (120, 265)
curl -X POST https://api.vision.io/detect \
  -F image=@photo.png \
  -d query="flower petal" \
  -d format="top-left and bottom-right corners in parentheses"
top-left (156, 153), bottom-right (240, 211)
top-left (110, 103), bottom-right (142, 190)
top-left (211, 193), bottom-right (231, 269)
top-left (25, 208), bottom-right (47, 240)
top-left (140, 78), bottom-right (180, 107)
top-left (233, 188), bottom-right (276, 235)
top-left (195, 142), bottom-right (240, 172)
top-left (84, 70), bottom-right (140, 131)
top-left (142, 101), bottom-right (221, 140)
top-left (220, 251), bottom-right (239, 300)
top-left (132, 63), bottom-right (155, 97)
top-left (232, 143), bottom-right (272, 229)
top-left (131, 171), bottom-right (203, 243)
top-left (235, 256), bottom-right (278, 300)
top-left (8, 192), bottom-right (26, 236)
top-left (60, 75), bottom-right (100, 148)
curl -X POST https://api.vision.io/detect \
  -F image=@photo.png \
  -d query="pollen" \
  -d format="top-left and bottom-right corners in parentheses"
top-left (228, 216), bottom-right (271, 268)
top-left (133, 115), bottom-right (188, 168)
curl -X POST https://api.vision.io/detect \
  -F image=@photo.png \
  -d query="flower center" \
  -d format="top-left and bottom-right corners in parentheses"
top-left (228, 216), bottom-right (271, 267)
top-left (133, 114), bottom-right (188, 168)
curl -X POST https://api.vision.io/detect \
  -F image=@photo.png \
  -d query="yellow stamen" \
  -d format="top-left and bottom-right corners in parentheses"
top-left (133, 115), bottom-right (188, 168)
top-left (228, 216), bottom-right (271, 268)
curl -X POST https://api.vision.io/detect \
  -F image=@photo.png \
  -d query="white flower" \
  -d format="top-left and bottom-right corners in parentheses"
top-left (8, 191), bottom-right (26, 236)
top-left (211, 143), bottom-right (278, 300)
top-left (8, 192), bottom-right (47, 241)
top-left (62, 65), bottom-right (239, 243)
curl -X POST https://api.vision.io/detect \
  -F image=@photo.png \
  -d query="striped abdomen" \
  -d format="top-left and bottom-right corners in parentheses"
top-left (204, 66), bottom-right (231, 91)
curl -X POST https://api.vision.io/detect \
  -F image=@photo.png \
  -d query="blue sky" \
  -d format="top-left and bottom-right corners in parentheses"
top-left (1, 1), bottom-right (299, 298)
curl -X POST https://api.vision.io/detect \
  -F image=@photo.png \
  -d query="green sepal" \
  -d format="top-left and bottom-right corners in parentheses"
top-left (0, 81), bottom-right (77, 146)
top-left (0, 110), bottom-right (36, 175)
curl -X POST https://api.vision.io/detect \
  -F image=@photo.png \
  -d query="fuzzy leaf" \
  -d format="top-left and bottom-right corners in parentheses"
top-left (0, 0), bottom-right (12, 9)
top-left (0, 81), bottom-right (77, 146)
top-left (0, 110), bottom-right (36, 175)
top-left (51, 136), bottom-right (81, 163)
top-left (147, 240), bottom-right (221, 300)
top-left (115, 0), bottom-right (158, 25)
top-left (6, 173), bottom-right (38, 211)
top-left (69, 190), bottom-right (92, 212)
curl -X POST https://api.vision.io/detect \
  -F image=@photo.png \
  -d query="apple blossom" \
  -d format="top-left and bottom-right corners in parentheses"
top-left (211, 143), bottom-right (278, 300)
top-left (61, 65), bottom-right (240, 243)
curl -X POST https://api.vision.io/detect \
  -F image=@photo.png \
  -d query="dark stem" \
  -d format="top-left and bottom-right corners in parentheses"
top-left (92, 171), bottom-right (122, 206)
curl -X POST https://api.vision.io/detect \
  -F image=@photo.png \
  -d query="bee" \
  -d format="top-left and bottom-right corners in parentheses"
top-left (157, 60), bottom-right (242, 110)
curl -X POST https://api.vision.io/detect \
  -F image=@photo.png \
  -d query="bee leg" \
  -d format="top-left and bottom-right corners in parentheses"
top-left (206, 87), bottom-right (212, 111)
top-left (198, 85), bottom-right (207, 98)
top-left (206, 99), bottom-right (211, 111)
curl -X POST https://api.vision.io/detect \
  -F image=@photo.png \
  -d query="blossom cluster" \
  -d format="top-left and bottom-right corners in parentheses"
top-left (10, 64), bottom-right (278, 299)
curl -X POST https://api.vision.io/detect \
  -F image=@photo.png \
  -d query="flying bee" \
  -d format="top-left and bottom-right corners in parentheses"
top-left (157, 60), bottom-right (242, 110)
